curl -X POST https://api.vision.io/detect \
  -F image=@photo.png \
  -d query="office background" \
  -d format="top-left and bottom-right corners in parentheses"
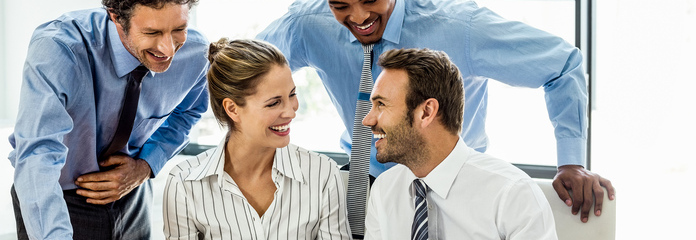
top-left (1, 0), bottom-right (695, 239)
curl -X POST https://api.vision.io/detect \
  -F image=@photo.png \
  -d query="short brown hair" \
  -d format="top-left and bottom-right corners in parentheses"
top-left (102, 0), bottom-right (199, 32)
top-left (377, 48), bottom-right (464, 135)
top-left (206, 38), bottom-right (288, 131)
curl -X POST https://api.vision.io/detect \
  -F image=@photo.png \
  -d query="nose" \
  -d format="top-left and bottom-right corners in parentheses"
top-left (349, 5), bottom-right (370, 24)
top-left (158, 33), bottom-right (176, 57)
top-left (362, 105), bottom-right (376, 127)
top-left (284, 97), bottom-right (299, 119)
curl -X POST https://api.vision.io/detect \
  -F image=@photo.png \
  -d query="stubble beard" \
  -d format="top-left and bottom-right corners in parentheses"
top-left (375, 116), bottom-right (428, 168)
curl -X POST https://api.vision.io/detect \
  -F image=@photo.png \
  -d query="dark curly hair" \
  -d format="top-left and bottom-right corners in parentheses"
top-left (102, 0), bottom-right (199, 32)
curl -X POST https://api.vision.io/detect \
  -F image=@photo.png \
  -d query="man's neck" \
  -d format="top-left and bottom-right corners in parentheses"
top-left (409, 133), bottom-right (459, 178)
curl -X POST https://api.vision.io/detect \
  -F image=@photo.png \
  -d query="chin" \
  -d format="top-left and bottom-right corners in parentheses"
top-left (272, 138), bottom-right (291, 149)
top-left (145, 61), bottom-right (173, 73)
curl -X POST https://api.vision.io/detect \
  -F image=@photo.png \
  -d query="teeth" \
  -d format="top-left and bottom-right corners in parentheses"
top-left (374, 133), bottom-right (386, 139)
top-left (356, 20), bottom-right (374, 30)
top-left (151, 52), bottom-right (167, 58)
top-left (270, 125), bottom-right (289, 132)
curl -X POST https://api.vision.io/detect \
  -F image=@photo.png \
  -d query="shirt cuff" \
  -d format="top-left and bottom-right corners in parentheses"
top-left (138, 143), bottom-right (166, 176)
top-left (556, 137), bottom-right (587, 167)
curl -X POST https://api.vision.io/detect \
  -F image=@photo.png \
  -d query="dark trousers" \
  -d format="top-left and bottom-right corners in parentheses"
top-left (11, 181), bottom-right (153, 240)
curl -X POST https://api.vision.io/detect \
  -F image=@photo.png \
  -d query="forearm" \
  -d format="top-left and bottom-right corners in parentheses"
top-left (138, 73), bottom-right (208, 175)
top-left (545, 48), bottom-right (588, 167)
top-left (13, 154), bottom-right (73, 239)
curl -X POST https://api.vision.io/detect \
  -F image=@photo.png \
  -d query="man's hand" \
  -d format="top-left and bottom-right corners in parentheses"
top-left (552, 165), bottom-right (615, 223)
top-left (74, 155), bottom-right (152, 205)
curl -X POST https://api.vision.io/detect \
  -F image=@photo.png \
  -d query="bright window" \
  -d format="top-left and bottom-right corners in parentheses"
top-left (475, 0), bottom-right (577, 166)
top-left (190, 0), bottom-right (344, 153)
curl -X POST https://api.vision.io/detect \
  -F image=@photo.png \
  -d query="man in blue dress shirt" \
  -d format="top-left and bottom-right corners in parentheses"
top-left (258, 0), bottom-right (615, 224)
top-left (7, 0), bottom-right (208, 239)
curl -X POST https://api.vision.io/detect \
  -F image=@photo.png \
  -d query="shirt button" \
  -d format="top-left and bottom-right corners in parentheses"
top-left (428, 204), bottom-right (433, 210)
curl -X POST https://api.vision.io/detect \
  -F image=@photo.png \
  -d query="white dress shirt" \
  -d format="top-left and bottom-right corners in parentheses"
top-left (163, 138), bottom-right (352, 240)
top-left (365, 138), bottom-right (557, 240)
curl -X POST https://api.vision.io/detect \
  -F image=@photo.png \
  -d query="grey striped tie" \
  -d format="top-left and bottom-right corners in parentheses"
top-left (347, 43), bottom-right (375, 238)
top-left (412, 179), bottom-right (429, 240)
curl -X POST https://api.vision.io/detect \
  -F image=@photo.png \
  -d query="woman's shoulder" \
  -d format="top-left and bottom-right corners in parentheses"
top-left (168, 147), bottom-right (219, 180)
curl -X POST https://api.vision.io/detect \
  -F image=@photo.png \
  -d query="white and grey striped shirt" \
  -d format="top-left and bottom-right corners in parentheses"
top-left (163, 139), bottom-right (352, 240)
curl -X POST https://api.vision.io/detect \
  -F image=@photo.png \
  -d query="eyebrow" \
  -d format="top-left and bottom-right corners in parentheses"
top-left (371, 95), bottom-right (385, 102)
top-left (142, 23), bottom-right (188, 32)
top-left (328, 1), bottom-right (348, 5)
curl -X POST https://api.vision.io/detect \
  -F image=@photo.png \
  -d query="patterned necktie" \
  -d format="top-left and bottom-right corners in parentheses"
top-left (412, 179), bottom-right (429, 240)
top-left (347, 43), bottom-right (375, 238)
top-left (100, 65), bottom-right (149, 160)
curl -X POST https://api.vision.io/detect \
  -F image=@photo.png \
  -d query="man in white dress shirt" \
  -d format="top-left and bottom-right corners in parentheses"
top-left (362, 48), bottom-right (558, 240)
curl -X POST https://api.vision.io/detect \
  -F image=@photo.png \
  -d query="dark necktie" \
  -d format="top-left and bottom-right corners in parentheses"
top-left (412, 179), bottom-right (429, 240)
top-left (347, 43), bottom-right (375, 238)
top-left (100, 65), bottom-right (149, 160)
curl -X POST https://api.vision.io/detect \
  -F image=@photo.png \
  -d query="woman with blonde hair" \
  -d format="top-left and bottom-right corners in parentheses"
top-left (163, 38), bottom-right (351, 240)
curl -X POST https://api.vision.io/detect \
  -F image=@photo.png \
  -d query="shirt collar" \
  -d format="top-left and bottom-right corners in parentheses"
top-left (421, 138), bottom-right (470, 199)
top-left (185, 137), bottom-right (227, 186)
top-left (107, 19), bottom-right (152, 78)
top-left (184, 139), bottom-right (306, 186)
top-left (348, 0), bottom-right (405, 44)
top-left (272, 145), bottom-right (306, 184)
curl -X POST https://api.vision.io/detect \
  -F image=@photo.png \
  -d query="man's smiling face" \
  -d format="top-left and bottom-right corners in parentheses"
top-left (328, 0), bottom-right (396, 44)
top-left (112, 3), bottom-right (190, 72)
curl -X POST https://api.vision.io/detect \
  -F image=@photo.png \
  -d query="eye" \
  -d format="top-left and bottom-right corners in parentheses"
top-left (330, 4), bottom-right (348, 10)
top-left (266, 100), bottom-right (280, 108)
top-left (290, 92), bottom-right (297, 98)
top-left (364, 0), bottom-right (377, 4)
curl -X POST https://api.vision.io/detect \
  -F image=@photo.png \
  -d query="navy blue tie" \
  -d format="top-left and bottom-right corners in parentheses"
top-left (412, 179), bottom-right (429, 240)
top-left (100, 65), bottom-right (148, 160)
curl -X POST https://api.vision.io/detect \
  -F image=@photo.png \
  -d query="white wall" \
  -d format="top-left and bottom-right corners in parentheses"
top-left (593, 0), bottom-right (696, 239)
top-left (1, 0), bottom-right (102, 127)
top-left (0, 0), bottom-right (8, 125)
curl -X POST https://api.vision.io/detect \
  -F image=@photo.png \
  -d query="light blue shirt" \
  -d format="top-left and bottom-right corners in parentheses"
top-left (8, 8), bottom-right (209, 239)
top-left (258, 0), bottom-right (588, 177)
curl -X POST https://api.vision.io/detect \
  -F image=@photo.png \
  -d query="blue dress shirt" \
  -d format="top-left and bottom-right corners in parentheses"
top-left (258, 0), bottom-right (588, 177)
top-left (7, 8), bottom-right (209, 239)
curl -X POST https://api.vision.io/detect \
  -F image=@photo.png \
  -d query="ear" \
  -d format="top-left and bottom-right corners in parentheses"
top-left (222, 98), bottom-right (241, 123)
top-left (415, 98), bottom-right (439, 128)
top-left (107, 9), bottom-right (119, 25)
top-left (108, 10), bottom-right (127, 34)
